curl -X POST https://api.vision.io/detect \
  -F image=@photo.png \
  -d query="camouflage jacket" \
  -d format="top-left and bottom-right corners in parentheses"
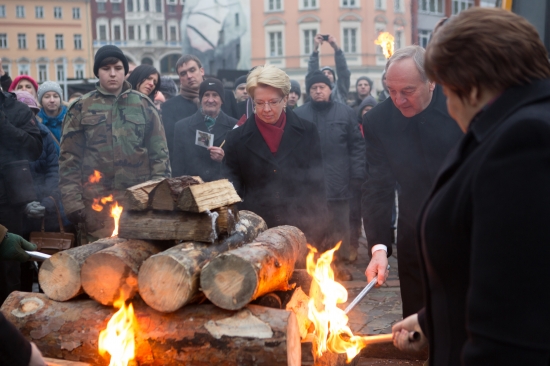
top-left (59, 81), bottom-right (170, 236)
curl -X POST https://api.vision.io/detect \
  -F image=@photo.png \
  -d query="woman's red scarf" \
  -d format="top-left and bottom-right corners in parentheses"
top-left (255, 112), bottom-right (286, 154)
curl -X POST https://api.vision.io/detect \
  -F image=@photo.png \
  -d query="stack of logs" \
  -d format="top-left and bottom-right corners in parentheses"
top-left (1, 176), bottom-right (334, 365)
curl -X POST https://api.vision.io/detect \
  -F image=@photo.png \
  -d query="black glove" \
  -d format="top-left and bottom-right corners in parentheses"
top-left (67, 209), bottom-right (85, 225)
top-left (0, 233), bottom-right (37, 262)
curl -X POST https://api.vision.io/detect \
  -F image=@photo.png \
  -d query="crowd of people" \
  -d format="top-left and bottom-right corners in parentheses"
top-left (1, 6), bottom-right (550, 365)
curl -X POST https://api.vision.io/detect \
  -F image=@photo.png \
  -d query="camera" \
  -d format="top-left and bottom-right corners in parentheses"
top-left (322, 35), bottom-right (329, 41)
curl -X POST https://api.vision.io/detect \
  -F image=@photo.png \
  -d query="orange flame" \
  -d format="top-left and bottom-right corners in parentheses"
top-left (88, 170), bottom-right (103, 184)
top-left (98, 296), bottom-right (137, 366)
top-left (92, 198), bottom-right (104, 212)
top-left (374, 32), bottom-right (395, 59)
top-left (101, 194), bottom-right (114, 205)
top-left (110, 202), bottom-right (123, 237)
top-left (307, 243), bottom-right (370, 362)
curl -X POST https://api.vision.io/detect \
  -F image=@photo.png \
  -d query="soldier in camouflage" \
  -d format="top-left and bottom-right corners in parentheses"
top-left (59, 45), bottom-right (171, 241)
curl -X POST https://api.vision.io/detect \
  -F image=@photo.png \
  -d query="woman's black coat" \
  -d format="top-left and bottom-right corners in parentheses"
top-left (222, 109), bottom-right (328, 247)
top-left (417, 79), bottom-right (550, 365)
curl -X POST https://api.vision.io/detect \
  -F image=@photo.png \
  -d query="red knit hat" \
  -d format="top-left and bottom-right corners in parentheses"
top-left (8, 75), bottom-right (39, 94)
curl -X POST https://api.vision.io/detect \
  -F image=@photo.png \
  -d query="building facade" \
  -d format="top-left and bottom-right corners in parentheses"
top-left (0, 0), bottom-right (94, 84)
top-left (91, 0), bottom-right (184, 75)
top-left (250, 0), bottom-right (412, 100)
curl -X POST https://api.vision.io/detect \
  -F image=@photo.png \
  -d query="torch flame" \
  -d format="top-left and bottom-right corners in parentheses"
top-left (110, 202), bottom-right (123, 237)
top-left (374, 32), bottom-right (395, 59)
top-left (88, 170), bottom-right (103, 184)
top-left (98, 297), bottom-right (137, 366)
top-left (307, 243), bottom-right (371, 362)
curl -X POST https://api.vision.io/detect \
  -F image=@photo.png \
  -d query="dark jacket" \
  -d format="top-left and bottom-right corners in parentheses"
top-left (172, 110), bottom-right (237, 181)
top-left (161, 95), bottom-right (198, 158)
top-left (222, 109), bottom-right (327, 247)
top-left (307, 50), bottom-right (351, 105)
top-left (222, 89), bottom-right (239, 119)
top-left (0, 312), bottom-right (32, 366)
top-left (361, 85), bottom-right (463, 317)
top-left (294, 101), bottom-right (366, 200)
top-left (0, 73), bottom-right (12, 92)
top-left (417, 80), bottom-right (550, 365)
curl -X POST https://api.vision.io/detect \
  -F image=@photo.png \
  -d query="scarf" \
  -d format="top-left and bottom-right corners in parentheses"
top-left (180, 84), bottom-right (200, 107)
top-left (37, 105), bottom-right (67, 151)
top-left (255, 112), bottom-right (286, 155)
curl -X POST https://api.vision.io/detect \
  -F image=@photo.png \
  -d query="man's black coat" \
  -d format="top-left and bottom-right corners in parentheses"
top-left (222, 109), bottom-right (328, 247)
top-left (361, 85), bottom-right (463, 317)
top-left (417, 79), bottom-right (550, 365)
top-left (172, 110), bottom-right (237, 181)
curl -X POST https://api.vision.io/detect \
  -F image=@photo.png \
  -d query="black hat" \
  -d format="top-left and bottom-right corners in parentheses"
top-left (93, 45), bottom-right (129, 77)
top-left (199, 78), bottom-right (225, 104)
top-left (320, 66), bottom-right (336, 82)
top-left (290, 80), bottom-right (301, 98)
top-left (234, 75), bottom-right (247, 89)
top-left (356, 76), bottom-right (373, 89)
top-left (306, 70), bottom-right (332, 92)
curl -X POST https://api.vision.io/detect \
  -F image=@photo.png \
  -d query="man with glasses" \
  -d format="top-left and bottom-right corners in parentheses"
top-left (294, 70), bottom-right (366, 280)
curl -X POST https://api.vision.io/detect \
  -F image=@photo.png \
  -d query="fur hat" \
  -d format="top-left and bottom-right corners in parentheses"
top-left (38, 81), bottom-right (63, 103)
top-left (93, 45), bottom-right (129, 77)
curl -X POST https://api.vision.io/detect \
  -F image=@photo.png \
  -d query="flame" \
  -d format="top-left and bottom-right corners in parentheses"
top-left (88, 170), bottom-right (103, 184)
top-left (98, 297), bottom-right (137, 366)
top-left (101, 194), bottom-right (114, 205)
top-left (307, 243), bottom-right (370, 362)
top-left (110, 202), bottom-right (123, 237)
top-left (92, 198), bottom-right (104, 212)
top-left (374, 32), bottom-right (395, 59)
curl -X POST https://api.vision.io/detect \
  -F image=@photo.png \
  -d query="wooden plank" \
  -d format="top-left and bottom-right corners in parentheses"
top-left (177, 179), bottom-right (241, 213)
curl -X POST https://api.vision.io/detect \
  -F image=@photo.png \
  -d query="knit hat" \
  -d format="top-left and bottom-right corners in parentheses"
top-left (8, 75), bottom-right (39, 94)
top-left (159, 76), bottom-right (178, 100)
top-left (306, 70), bottom-right (332, 92)
top-left (38, 81), bottom-right (63, 104)
top-left (320, 66), bottom-right (336, 83)
top-left (358, 95), bottom-right (378, 117)
top-left (234, 75), bottom-right (247, 89)
top-left (290, 80), bottom-right (301, 98)
top-left (199, 78), bottom-right (225, 104)
top-left (93, 45), bottom-right (129, 77)
top-left (13, 90), bottom-right (40, 113)
top-left (356, 76), bottom-right (373, 90)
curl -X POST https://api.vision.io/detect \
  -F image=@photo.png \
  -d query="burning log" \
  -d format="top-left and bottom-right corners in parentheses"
top-left (38, 237), bottom-right (126, 302)
top-left (80, 239), bottom-right (166, 305)
top-left (200, 225), bottom-right (307, 310)
top-left (177, 179), bottom-right (241, 212)
top-left (148, 176), bottom-right (203, 211)
top-left (138, 211), bottom-right (267, 312)
top-left (2, 292), bottom-right (301, 366)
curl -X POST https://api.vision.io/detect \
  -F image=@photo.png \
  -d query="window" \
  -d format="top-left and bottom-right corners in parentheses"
top-left (155, 0), bottom-right (162, 12)
top-left (35, 6), bottom-right (44, 18)
top-left (157, 25), bottom-right (163, 40)
top-left (55, 34), bottom-right (64, 49)
top-left (127, 0), bottom-right (134, 12)
top-left (453, 0), bottom-right (473, 14)
top-left (375, 0), bottom-right (385, 10)
top-left (0, 34), bottom-right (7, 49)
top-left (144, 0), bottom-right (150, 11)
top-left (342, 0), bottom-right (356, 7)
top-left (303, 29), bottom-right (317, 54)
top-left (37, 34), bottom-right (46, 49)
top-left (419, 0), bottom-right (443, 13)
top-left (146, 25), bottom-right (151, 40)
top-left (343, 28), bottom-right (357, 53)
top-left (75, 64), bottom-right (84, 79)
top-left (168, 5), bottom-right (176, 13)
top-left (16, 5), bottom-right (25, 18)
top-left (73, 7), bottom-right (81, 19)
top-left (303, 0), bottom-right (317, 8)
top-left (74, 34), bottom-right (82, 49)
top-left (19, 64), bottom-right (29, 75)
top-left (128, 25), bottom-right (135, 40)
top-left (394, 0), bottom-right (403, 12)
top-left (38, 64), bottom-right (48, 82)
top-left (269, 31), bottom-right (283, 56)
top-left (267, 0), bottom-right (282, 11)
top-left (18, 34), bottom-right (27, 49)
top-left (113, 25), bottom-right (121, 41)
top-left (418, 29), bottom-right (431, 48)
top-left (99, 25), bottom-right (107, 40)
top-left (98, 2), bottom-right (105, 12)
top-left (56, 64), bottom-right (65, 81)
top-left (395, 29), bottom-right (403, 49)
top-left (113, 3), bottom-right (121, 12)
top-left (54, 7), bottom-right (62, 18)
top-left (0, 5), bottom-right (5, 18)
top-left (169, 25), bottom-right (177, 41)
top-left (235, 13), bottom-right (239, 26)
top-left (137, 0), bottom-right (141, 11)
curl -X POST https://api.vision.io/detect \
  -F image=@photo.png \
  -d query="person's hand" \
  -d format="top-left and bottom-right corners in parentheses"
top-left (314, 34), bottom-right (324, 52)
top-left (392, 314), bottom-right (427, 352)
top-left (0, 233), bottom-right (37, 262)
top-left (365, 249), bottom-right (388, 286)
top-left (328, 35), bottom-right (339, 51)
top-left (28, 342), bottom-right (46, 366)
top-left (67, 209), bottom-right (85, 225)
top-left (208, 146), bottom-right (225, 163)
top-left (25, 201), bottom-right (46, 218)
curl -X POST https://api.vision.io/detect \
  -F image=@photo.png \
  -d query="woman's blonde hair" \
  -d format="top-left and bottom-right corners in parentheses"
top-left (246, 64), bottom-right (291, 98)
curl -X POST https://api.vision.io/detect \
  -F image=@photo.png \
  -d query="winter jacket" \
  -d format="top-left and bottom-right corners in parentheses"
top-left (172, 110), bottom-right (237, 181)
top-left (161, 95), bottom-right (198, 157)
top-left (307, 49), bottom-right (351, 105)
top-left (294, 101), bottom-right (366, 200)
top-left (36, 105), bottom-right (67, 153)
top-left (59, 81), bottom-right (171, 238)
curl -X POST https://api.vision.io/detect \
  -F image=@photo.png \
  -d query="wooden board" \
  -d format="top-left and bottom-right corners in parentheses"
top-left (177, 179), bottom-right (241, 213)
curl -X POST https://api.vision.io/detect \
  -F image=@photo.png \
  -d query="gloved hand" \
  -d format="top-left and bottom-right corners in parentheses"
top-left (0, 233), bottom-right (37, 262)
top-left (25, 201), bottom-right (46, 218)
top-left (67, 209), bottom-right (85, 225)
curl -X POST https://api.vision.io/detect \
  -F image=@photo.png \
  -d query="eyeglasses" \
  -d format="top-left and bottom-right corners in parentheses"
top-left (254, 98), bottom-right (283, 109)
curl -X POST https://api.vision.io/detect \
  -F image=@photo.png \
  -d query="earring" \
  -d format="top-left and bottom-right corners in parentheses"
top-left (253, 107), bottom-right (257, 114)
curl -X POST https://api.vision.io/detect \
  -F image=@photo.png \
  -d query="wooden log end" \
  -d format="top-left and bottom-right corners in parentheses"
top-left (38, 253), bottom-right (82, 302)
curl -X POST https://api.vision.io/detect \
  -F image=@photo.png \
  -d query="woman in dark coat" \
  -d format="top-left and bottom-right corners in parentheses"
top-left (223, 65), bottom-right (328, 249)
top-left (127, 64), bottom-right (161, 100)
top-left (392, 8), bottom-right (550, 365)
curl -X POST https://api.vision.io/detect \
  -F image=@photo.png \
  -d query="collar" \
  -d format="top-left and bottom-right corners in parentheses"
top-left (95, 80), bottom-right (132, 97)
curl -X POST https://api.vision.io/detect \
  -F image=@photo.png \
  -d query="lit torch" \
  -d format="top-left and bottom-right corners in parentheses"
top-left (375, 32), bottom-right (395, 59)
